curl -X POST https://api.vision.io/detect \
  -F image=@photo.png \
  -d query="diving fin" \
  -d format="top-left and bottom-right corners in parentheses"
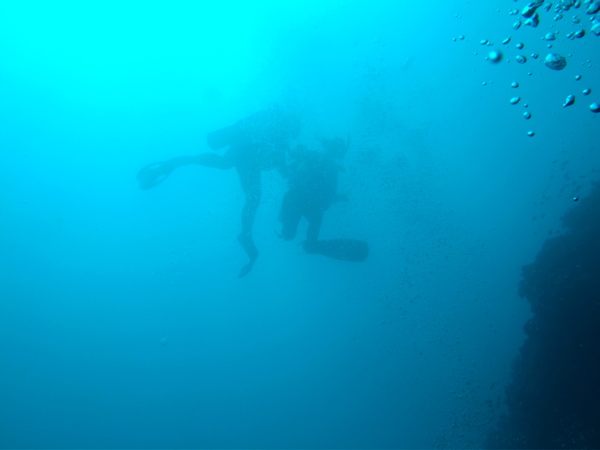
top-left (237, 233), bottom-right (259, 278)
top-left (136, 156), bottom-right (192, 190)
top-left (136, 162), bottom-right (173, 190)
top-left (238, 260), bottom-right (256, 278)
top-left (303, 238), bottom-right (369, 262)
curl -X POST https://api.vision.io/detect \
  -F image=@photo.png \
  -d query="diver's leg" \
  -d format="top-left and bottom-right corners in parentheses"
top-left (279, 192), bottom-right (302, 241)
top-left (306, 208), bottom-right (323, 243)
top-left (303, 208), bottom-right (323, 253)
top-left (138, 145), bottom-right (237, 189)
top-left (237, 168), bottom-right (260, 237)
top-left (235, 163), bottom-right (261, 277)
top-left (190, 150), bottom-right (235, 169)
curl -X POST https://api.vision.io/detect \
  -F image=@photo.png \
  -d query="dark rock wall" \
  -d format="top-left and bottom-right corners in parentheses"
top-left (487, 184), bottom-right (600, 449)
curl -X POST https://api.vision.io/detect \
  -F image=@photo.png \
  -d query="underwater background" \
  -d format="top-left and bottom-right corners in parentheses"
top-left (1, 1), bottom-right (599, 448)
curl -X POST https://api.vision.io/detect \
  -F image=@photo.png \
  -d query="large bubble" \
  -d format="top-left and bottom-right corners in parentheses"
top-left (544, 53), bottom-right (567, 70)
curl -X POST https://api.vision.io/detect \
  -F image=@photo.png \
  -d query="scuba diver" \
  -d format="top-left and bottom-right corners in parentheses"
top-left (137, 105), bottom-right (301, 277)
top-left (279, 137), bottom-right (368, 262)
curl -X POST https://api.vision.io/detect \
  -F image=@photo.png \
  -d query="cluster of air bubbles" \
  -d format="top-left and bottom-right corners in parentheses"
top-left (454, 0), bottom-right (600, 136)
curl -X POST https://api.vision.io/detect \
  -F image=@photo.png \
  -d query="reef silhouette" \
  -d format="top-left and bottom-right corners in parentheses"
top-left (487, 183), bottom-right (600, 449)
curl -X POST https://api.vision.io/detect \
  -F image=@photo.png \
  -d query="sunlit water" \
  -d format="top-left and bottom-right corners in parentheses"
top-left (1, 1), bottom-right (599, 448)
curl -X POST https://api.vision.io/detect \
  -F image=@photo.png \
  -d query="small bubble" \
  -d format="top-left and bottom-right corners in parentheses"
top-left (525, 14), bottom-right (540, 27)
top-left (522, 3), bottom-right (538, 18)
top-left (573, 196), bottom-right (579, 202)
top-left (523, 111), bottom-right (532, 119)
top-left (527, 130), bottom-right (536, 137)
top-left (511, 81), bottom-right (520, 88)
top-left (516, 42), bottom-right (524, 49)
top-left (563, 95), bottom-right (575, 107)
top-left (510, 97), bottom-right (521, 104)
top-left (583, 88), bottom-right (592, 95)
top-left (575, 74), bottom-right (582, 80)
top-left (488, 50), bottom-right (503, 62)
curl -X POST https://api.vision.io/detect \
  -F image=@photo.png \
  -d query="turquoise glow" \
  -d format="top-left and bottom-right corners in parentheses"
top-left (0, 1), bottom-right (345, 106)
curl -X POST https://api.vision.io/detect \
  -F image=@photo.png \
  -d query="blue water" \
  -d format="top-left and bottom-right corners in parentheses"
top-left (1, 1), bottom-right (599, 448)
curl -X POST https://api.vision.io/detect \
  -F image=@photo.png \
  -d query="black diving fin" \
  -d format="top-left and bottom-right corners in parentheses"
top-left (136, 156), bottom-right (192, 190)
top-left (136, 161), bottom-right (173, 190)
top-left (303, 238), bottom-right (369, 262)
top-left (237, 233), bottom-right (259, 278)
